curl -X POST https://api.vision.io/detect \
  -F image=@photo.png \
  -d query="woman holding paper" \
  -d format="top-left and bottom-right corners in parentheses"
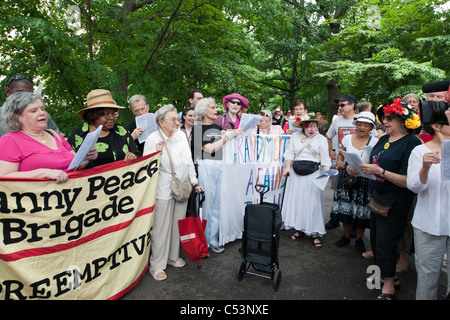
top-left (331, 112), bottom-right (378, 253)
top-left (282, 115), bottom-right (331, 248)
top-left (0, 92), bottom-right (97, 183)
top-left (406, 112), bottom-right (450, 300)
top-left (194, 97), bottom-right (243, 253)
top-left (68, 89), bottom-right (140, 169)
top-left (359, 100), bottom-right (421, 300)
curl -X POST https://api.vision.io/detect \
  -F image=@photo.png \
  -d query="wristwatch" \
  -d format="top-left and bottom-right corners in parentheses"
top-left (380, 168), bottom-right (386, 178)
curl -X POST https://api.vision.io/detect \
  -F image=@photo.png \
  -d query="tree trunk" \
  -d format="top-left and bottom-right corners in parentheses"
top-left (326, 80), bottom-right (340, 120)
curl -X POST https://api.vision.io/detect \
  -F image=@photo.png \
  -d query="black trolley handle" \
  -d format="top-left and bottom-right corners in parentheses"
top-left (255, 184), bottom-right (270, 203)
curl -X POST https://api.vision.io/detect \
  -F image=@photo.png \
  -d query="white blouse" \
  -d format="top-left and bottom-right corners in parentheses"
top-left (342, 134), bottom-right (379, 164)
top-left (144, 129), bottom-right (198, 200)
top-left (407, 144), bottom-right (450, 236)
top-left (284, 131), bottom-right (331, 167)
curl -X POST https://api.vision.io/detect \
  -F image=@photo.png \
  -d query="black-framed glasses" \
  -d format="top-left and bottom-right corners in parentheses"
top-left (7, 75), bottom-right (33, 88)
top-left (229, 100), bottom-right (242, 106)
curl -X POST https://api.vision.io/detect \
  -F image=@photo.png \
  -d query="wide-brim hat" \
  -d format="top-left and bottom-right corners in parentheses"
top-left (77, 89), bottom-right (125, 118)
top-left (352, 111), bottom-right (376, 126)
top-left (292, 114), bottom-right (327, 128)
top-left (223, 93), bottom-right (249, 111)
top-left (376, 98), bottom-right (421, 130)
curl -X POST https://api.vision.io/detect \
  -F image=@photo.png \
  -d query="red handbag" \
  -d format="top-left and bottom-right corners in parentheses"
top-left (178, 191), bottom-right (208, 269)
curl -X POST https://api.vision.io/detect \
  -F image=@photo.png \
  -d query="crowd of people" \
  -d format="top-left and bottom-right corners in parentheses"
top-left (0, 74), bottom-right (449, 300)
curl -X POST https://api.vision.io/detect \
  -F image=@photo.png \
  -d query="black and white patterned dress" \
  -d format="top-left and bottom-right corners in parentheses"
top-left (331, 134), bottom-right (378, 228)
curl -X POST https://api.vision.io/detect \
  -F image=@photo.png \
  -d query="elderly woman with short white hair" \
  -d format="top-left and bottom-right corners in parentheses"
top-left (252, 110), bottom-right (285, 135)
top-left (193, 98), bottom-right (243, 253)
top-left (143, 104), bottom-right (204, 281)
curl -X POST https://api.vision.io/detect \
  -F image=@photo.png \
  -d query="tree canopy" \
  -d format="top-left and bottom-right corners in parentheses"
top-left (1, 0), bottom-right (448, 134)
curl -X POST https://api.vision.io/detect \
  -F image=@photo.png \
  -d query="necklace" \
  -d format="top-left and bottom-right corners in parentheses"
top-left (21, 130), bottom-right (48, 144)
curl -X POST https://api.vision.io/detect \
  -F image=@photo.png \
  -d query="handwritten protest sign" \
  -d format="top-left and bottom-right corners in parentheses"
top-left (218, 134), bottom-right (290, 245)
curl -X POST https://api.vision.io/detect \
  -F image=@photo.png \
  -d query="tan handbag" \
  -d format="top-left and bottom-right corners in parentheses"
top-left (367, 190), bottom-right (395, 217)
top-left (159, 131), bottom-right (192, 201)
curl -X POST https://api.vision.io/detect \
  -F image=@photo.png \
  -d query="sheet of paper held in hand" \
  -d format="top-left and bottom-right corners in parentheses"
top-left (313, 169), bottom-right (339, 191)
top-left (68, 125), bottom-right (103, 170)
top-left (136, 113), bottom-right (158, 144)
top-left (239, 113), bottom-right (262, 136)
top-left (441, 140), bottom-right (450, 181)
top-left (341, 150), bottom-right (376, 180)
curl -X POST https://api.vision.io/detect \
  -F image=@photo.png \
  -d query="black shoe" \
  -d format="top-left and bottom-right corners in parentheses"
top-left (355, 238), bottom-right (366, 253)
top-left (335, 235), bottom-right (350, 247)
top-left (325, 218), bottom-right (340, 230)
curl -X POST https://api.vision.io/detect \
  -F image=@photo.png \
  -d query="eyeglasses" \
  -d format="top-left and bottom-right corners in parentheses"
top-left (164, 117), bottom-right (179, 123)
top-left (101, 111), bottom-right (116, 118)
top-left (338, 103), bottom-right (351, 108)
top-left (229, 100), bottom-right (242, 106)
top-left (7, 75), bottom-right (33, 88)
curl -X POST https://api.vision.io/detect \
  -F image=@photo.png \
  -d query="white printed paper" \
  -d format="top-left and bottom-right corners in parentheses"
top-left (135, 113), bottom-right (159, 143)
top-left (313, 169), bottom-right (339, 190)
top-left (341, 150), bottom-right (376, 180)
top-left (441, 140), bottom-right (450, 181)
top-left (68, 125), bottom-right (102, 170)
top-left (239, 113), bottom-right (262, 136)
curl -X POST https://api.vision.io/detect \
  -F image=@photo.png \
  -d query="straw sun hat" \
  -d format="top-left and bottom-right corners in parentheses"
top-left (77, 89), bottom-right (125, 118)
top-left (292, 113), bottom-right (327, 128)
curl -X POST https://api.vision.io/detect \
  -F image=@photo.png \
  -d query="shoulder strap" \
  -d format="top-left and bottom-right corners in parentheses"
top-left (158, 130), bottom-right (176, 176)
top-left (46, 129), bottom-right (62, 143)
top-left (295, 133), bottom-right (311, 159)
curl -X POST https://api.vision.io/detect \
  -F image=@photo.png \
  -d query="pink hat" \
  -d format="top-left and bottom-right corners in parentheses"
top-left (222, 93), bottom-right (249, 111)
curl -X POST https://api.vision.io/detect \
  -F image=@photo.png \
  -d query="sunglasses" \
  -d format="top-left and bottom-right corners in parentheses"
top-left (229, 100), bottom-right (242, 106)
top-left (338, 103), bottom-right (351, 108)
top-left (7, 75), bottom-right (33, 88)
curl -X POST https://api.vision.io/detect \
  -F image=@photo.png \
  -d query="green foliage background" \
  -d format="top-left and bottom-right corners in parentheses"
top-left (1, 0), bottom-right (448, 135)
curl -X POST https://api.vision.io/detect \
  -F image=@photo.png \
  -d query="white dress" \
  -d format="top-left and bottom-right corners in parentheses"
top-left (281, 132), bottom-right (331, 236)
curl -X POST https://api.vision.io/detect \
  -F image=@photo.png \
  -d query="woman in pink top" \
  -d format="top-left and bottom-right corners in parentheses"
top-left (0, 92), bottom-right (97, 183)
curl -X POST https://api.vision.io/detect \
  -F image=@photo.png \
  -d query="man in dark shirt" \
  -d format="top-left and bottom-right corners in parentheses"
top-left (126, 94), bottom-right (150, 153)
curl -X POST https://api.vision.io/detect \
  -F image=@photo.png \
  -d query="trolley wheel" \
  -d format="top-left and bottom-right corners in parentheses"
top-left (236, 261), bottom-right (246, 281)
top-left (272, 269), bottom-right (281, 291)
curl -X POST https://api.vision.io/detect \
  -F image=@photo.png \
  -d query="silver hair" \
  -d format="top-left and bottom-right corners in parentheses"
top-left (155, 104), bottom-right (177, 125)
top-left (128, 94), bottom-right (148, 108)
top-left (1, 91), bottom-right (45, 132)
top-left (194, 97), bottom-right (216, 123)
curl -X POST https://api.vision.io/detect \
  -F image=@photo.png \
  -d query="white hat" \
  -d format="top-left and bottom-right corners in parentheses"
top-left (352, 111), bottom-right (375, 126)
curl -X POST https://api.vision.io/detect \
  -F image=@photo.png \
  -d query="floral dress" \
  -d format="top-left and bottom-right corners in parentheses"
top-left (330, 134), bottom-right (378, 228)
top-left (68, 123), bottom-right (140, 169)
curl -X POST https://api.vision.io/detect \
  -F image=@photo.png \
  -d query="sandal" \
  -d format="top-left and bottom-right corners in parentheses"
top-left (168, 258), bottom-right (185, 268)
top-left (395, 266), bottom-right (409, 275)
top-left (362, 251), bottom-right (373, 259)
top-left (150, 268), bottom-right (167, 281)
top-left (291, 231), bottom-right (303, 240)
top-left (376, 292), bottom-right (396, 300)
top-left (311, 236), bottom-right (322, 249)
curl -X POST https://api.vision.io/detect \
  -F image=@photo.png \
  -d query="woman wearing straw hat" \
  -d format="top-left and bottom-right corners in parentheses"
top-left (282, 113), bottom-right (331, 248)
top-left (331, 112), bottom-right (379, 253)
top-left (68, 89), bottom-right (140, 168)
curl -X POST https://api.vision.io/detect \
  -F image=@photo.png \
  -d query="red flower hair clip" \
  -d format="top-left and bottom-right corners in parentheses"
top-left (383, 98), bottom-right (404, 116)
